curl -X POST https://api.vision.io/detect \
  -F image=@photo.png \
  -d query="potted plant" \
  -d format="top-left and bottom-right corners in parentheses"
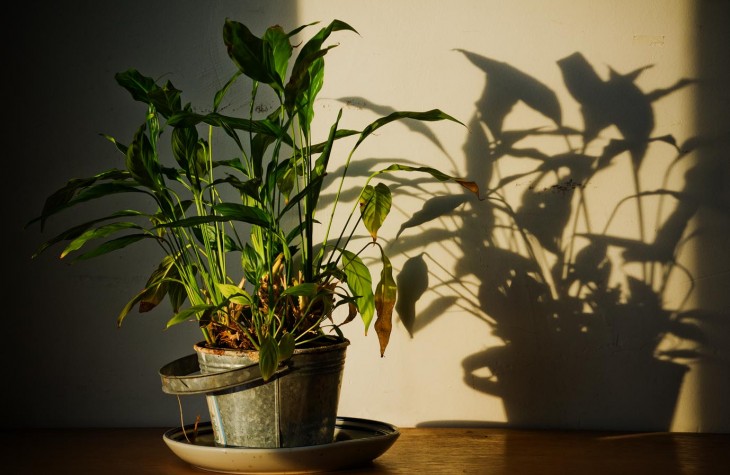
top-left (28, 18), bottom-right (479, 448)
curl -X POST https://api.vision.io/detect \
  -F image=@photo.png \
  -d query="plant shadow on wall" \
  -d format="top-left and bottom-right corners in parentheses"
top-left (376, 50), bottom-right (727, 431)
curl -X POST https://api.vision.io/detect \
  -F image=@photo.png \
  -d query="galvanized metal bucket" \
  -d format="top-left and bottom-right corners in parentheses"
top-left (159, 338), bottom-right (349, 448)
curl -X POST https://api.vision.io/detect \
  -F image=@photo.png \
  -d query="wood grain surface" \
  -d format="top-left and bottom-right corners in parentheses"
top-left (5, 427), bottom-right (728, 474)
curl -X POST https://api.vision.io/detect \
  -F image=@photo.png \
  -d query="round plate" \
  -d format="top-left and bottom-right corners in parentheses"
top-left (163, 416), bottom-right (400, 474)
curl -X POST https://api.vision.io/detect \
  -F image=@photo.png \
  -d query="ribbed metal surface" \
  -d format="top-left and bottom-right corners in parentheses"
top-left (194, 339), bottom-right (350, 448)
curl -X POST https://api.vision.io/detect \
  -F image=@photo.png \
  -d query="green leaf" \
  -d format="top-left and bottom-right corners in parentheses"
top-left (74, 234), bottom-right (151, 261)
top-left (28, 172), bottom-right (140, 230)
top-left (278, 333), bottom-right (296, 362)
top-left (285, 222), bottom-right (308, 246)
top-left (212, 175), bottom-right (261, 203)
top-left (251, 108), bottom-right (282, 177)
top-left (31, 210), bottom-right (145, 258)
top-left (304, 20), bottom-right (358, 54)
top-left (147, 79), bottom-right (183, 118)
top-left (340, 249), bottom-right (375, 332)
top-left (167, 275), bottom-right (188, 313)
top-left (241, 243), bottom-right (264, 283)
top-left (126, 124), bottom-right (159, 189)
top-left (223, 19), bottom-right (276, 85)
top-left (156, 204), bottom-right (271, 230)
top-left (229, 294), bottom-right (253, 306)
top-left (101, 133), bottom-right (128, 155)
top-left (217, 283), bottom-right (247, 299)
top-left (306, 56), bottom-right (325, 107)
top-left (138, 256), bottom-right (176, 313)
top-left (190, 222), bottom-right (237, 254)
top-left (171, 125), bottom-right (199, 176)
top-left (217, 283), bottom-right (253, 306)
top-left (116, 69), bottom-right (182, 117)
top-left (167, 111), bottom-right (291, 146)
top-left (117, 286), bottom-right (154, 327)
top-left (213, 71), bottom-right (242, 112)
top-left (115, 69), bottom-right (157, 104)
top-left (166, 304), bottom-right (216, 328)
top-left (355, 109), bottom-right (465, 150)
top-left (213, 203), bottom-right (272, 227)
top-left (71, 182), bottom-right (147, 207)
top-left (306, 128), bottom-right (359, 155)
top-left (278, 174), bottom-right (325, 218)
top-left (212, 158), bottom-right (246, 174)
top-left (293, 55), bottom-right (327, 134)
top-left (285, 47), bottom-right (332, 116)
top-left (274, 158), bottom-right (297, 201)
top-left (375, 164), bottom-right (481, 198)
top-left (61, 222), bottom-right (144, 258)
top-left (307, 109), bottom-right (342, 217)
top-left (284, 19), bottom-right (357, 115)
top-left (359, 183), bottom-right (392, 241)
top-left (263, 25), bottom-right (292, 89)
top-left (259, 336), bottom-right (279, 381)
top-left (281, 283), bottom-right (319, 297)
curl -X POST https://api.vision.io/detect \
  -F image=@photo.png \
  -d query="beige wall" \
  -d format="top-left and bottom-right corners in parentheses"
top-left (280, 0), bottom-right (727, 431)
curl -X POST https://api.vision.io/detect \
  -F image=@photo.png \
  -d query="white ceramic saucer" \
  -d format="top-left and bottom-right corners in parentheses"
top-left (163, 416), bottom-right (399, 474)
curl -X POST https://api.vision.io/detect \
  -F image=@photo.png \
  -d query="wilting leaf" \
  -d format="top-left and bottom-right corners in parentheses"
top-left (138, 256), bottom-right (176, 312)
top-left (374, 253), bottom-right (397, 357)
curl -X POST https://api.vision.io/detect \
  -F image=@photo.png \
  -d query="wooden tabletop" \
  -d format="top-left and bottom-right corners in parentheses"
top-left (5, 426), bottom-right (729, 474)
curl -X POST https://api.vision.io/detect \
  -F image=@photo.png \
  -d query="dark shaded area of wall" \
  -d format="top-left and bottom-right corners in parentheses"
top-left (693, 0), bottom-right (730, 433)
top-left (5, 0), bottom-right (297, 428)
